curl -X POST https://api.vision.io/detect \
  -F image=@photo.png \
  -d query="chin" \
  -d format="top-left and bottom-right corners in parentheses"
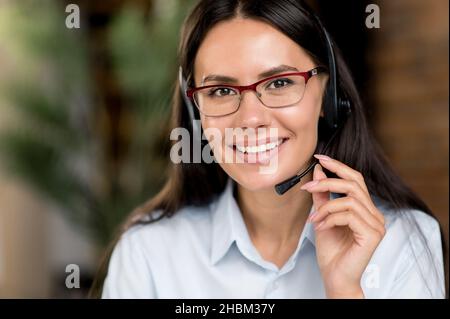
top-left (225, 166), bottom-right (292, 192)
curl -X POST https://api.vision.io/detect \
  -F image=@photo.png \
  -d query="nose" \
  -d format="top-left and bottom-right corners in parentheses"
top-left (234, 89), bottom-right (271, 129)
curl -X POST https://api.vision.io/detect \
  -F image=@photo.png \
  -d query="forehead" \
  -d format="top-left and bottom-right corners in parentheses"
top-left (194, 18), bottom-right (315, 83)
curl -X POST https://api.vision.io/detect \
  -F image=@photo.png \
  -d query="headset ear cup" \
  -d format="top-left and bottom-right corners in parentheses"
top-left (338, 98), bottom-right (352, 124)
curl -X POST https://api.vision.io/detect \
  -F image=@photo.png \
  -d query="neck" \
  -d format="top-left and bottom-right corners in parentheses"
top-left (235, 172), bottom-right (314, 247)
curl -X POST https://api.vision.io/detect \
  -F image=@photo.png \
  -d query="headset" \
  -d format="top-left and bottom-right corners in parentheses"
top-left (178, 14), bottom-right (351, 195)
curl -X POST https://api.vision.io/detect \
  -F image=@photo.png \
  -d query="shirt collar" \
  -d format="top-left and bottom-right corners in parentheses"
top-left (210, 178), bottom-right (317, 266)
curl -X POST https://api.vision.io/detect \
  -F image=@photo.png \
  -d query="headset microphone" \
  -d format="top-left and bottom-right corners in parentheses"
top-left (275, 160), bottom-right (318, 195)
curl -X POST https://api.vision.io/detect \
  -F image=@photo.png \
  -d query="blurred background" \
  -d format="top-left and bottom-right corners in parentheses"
top-left (0, 0), bottom-right (447, 298)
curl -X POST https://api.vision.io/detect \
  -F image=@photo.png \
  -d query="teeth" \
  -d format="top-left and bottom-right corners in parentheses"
top-left (235, 139), bottom-right (283, 154)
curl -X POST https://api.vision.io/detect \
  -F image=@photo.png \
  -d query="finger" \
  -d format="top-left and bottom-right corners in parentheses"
top-left (314, 163), bottom-right (327, 180)
top-left (315, 211), bottom-right (385, 247)
top-left (313, 155), bottom-right (385, 224)
top-left (313, 154), bottom-right (369, 193)
top-left (309, 196), bottom-right (385, 234)
top-left (302, 177), bottom-right (385, 225)
top-left (311, 164), bottom-right (329, 212)
top-left (302, 177), bottom-right (362, 196)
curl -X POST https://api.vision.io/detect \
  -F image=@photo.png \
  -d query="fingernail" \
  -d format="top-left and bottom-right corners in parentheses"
top-left (314, 154), bottom-right (331, 161)
top-left (315, 221), bottom-right (325, 230)
top-left (300, 180), bottom-right (319, 190)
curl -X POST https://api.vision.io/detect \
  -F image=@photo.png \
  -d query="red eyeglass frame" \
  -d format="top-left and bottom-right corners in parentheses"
top-left (186, 66), bottom-right (327, 99)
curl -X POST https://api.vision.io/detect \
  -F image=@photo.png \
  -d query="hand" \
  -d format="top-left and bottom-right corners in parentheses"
top-left (300, 154), bottom-right (386, 299)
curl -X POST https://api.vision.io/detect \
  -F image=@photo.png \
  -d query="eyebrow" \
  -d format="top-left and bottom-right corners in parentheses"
top-left (201, 64), bottom-right (300, 85)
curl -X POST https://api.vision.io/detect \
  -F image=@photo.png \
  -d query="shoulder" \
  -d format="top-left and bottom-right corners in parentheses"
top-left (363, 195), bottom-right (445, 298)
top-left (102, 204), bottom-right (213, 298)
top-left (373, 196), bottom-right (441, 251)
top-left (118, 203), bottom-right (213, 256)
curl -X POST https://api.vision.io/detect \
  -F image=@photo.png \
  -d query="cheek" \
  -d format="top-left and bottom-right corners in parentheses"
top-left (201, 116), bottom-right (230, 139)
top-left (200, 116), bottom-right (230, 157)
top-left (277, 92), bottom-right (322, 136)
top-left (279, 107), bottom-right (316, 132)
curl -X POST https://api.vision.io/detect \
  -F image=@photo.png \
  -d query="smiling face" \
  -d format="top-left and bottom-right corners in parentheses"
top-left (193, 17), bottom-right (328, 192)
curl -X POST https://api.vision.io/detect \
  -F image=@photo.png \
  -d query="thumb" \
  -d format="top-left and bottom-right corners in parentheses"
top-left (312, 164), bottom-right (329, 211)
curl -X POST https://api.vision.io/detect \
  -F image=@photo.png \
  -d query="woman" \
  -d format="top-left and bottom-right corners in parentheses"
top-left (96, 0), bottom-right (446, 298)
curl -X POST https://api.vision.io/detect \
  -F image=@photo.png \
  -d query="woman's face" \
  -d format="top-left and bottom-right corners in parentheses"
top-left (194, 18), bottom-right (328, 191)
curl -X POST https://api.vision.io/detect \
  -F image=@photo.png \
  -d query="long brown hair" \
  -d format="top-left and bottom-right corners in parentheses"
top-left (90, 0), bottom-right (446, 298)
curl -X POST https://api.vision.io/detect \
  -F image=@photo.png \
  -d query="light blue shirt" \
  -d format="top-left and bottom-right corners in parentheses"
top-left (102, 179), bottom-right (445, 298)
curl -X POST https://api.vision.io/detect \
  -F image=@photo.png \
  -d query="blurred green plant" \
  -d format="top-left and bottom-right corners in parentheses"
top-left (0, 0), bottom-right (195, 247)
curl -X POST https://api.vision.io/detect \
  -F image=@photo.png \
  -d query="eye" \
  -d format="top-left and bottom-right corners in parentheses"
top-left (266, 78), bottom-right (293, 89)
top-left (207, 87), bottom-right (237, 97)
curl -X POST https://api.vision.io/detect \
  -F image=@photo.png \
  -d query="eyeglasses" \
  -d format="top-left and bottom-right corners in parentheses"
top-left (186, 66), bottom-right (326, 117)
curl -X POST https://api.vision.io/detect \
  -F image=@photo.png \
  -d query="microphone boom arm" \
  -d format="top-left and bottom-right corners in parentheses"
top-left (274, 159), bottom-right (318, 195)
